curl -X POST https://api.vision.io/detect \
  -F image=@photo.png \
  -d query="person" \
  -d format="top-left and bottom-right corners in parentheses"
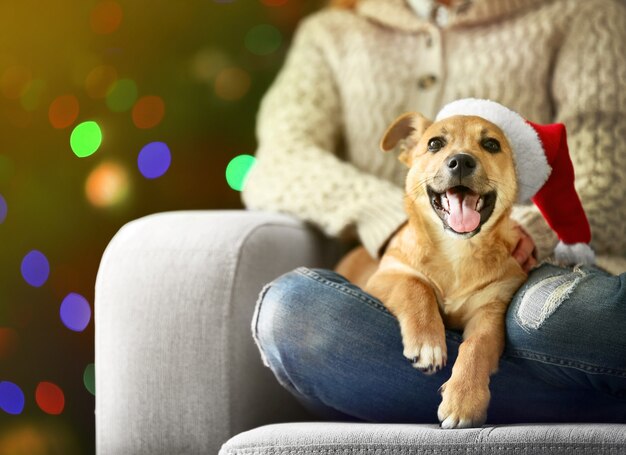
top-left (242, 0), bottom-right (626, 423)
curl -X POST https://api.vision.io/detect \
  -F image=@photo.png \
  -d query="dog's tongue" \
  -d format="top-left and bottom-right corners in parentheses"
top-left (446, 190), bottom-right (480, 233)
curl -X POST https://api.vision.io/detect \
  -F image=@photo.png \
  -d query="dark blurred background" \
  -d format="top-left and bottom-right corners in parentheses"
top-left (0, 0), bottom-right (324, 452)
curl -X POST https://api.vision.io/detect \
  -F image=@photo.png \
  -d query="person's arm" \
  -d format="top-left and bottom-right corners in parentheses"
top-left (512, 1), bottom-right (626, 261)
top-left (242, 13), bottom-right (407, 258)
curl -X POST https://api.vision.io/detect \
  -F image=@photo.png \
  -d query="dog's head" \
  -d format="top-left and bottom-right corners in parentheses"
top-left (381, 113), bottom-right (518, 238)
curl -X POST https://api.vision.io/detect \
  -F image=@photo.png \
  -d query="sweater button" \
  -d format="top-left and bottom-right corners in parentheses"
top-left (417, 74), bottom-right (438, 89)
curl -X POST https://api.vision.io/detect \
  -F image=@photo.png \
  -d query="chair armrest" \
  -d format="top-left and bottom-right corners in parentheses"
top-left (95, 210), bottom-right (344, 455)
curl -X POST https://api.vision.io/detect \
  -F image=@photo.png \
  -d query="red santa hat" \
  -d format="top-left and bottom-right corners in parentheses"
top-left (435, 98), bottom-right (594, 265)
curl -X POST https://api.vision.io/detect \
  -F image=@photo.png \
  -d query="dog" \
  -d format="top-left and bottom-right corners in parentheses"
top-left (336, 112), bottom-right (528, 429)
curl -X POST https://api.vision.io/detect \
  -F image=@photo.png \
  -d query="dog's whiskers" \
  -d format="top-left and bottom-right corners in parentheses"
top-left (408, 174), bottom-right (436, 192)
top-left (486, 177), bottom-right (525, 207)
top-left (487, 176), bottom-right (535, 192)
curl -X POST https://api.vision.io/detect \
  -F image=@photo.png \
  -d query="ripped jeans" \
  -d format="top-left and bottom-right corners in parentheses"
top-left (252, 264), bottom-right (626, 423)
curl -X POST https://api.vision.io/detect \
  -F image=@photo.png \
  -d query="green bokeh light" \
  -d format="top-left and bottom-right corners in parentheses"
top-left (83, 363), bottom-right (95, 396)
top-left (226, 154), bottom-right (256, 191)
top-left (106, 78), bottom-right (138, 112)
top-left (70, 121), bottom-right (102, 158)
top-left (245, 24), bottom-right (282, 56)
top-left (20, 79), bottom-right (46, 111)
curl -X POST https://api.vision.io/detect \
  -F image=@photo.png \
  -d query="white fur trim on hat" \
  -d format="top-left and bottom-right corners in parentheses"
top-left (554, 241), bottom-right (595, 266)
top-left (436, 98), bottom-right (551, 203)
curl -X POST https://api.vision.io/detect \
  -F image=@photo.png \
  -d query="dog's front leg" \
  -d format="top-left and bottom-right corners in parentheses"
top-left (366, 269), bottom-right (446, 374)
top-left (437, 303), bottom-right (507, 428)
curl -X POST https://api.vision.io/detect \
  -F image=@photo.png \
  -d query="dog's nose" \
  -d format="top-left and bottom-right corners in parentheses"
top-left (446, 153), bottom-right (476, 178)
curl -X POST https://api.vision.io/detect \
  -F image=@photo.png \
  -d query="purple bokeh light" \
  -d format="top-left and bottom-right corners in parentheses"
top-left (0, 194), bottom-right (6, 224)
top-left (137, 141), bottom-right (171, 179)
top-left (21, 250), bottom-right (50, 287)
top-left (60, 293), bottom-right (92, 332)
top-left (0, 381), bottom-right (25, 415)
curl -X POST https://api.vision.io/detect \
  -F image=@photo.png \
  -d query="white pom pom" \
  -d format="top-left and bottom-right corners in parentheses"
top-left (554, 241), bottom-right (595, 266)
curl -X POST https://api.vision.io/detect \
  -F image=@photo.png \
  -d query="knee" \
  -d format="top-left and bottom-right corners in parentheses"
top-left (252, 268), bottom-right (333, 370)
top-left (253, 269), bottom-right (301, 365)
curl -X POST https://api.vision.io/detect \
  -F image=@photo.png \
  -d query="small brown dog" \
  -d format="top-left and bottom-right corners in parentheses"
top-left (336, 112), bottom-right (528, 429)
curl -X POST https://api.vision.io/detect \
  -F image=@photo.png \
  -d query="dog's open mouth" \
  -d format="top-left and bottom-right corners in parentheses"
top-left (427, 186), bottom-right (496, 236)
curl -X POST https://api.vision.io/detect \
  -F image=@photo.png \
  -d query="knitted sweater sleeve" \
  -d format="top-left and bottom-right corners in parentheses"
top-left (513, 1), bottom-right (626, 261)
top-left (242, 14), bottom-right (407, 258)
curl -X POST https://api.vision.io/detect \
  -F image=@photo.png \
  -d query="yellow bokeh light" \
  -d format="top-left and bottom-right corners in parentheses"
top-left (0, 422), bottom-right (80, 455)
top-left (0, 426), bottom-right (47, 455)
top-left (85, 161), bottom-right (130, 208)
top-left (214, 67), bottom-right (251, 101)
top-left (190, 48), bottom-right (230, 82)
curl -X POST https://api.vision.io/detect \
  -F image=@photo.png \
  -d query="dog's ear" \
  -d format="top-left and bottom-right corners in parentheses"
top-left (380, 112), bottom-right (432, 167)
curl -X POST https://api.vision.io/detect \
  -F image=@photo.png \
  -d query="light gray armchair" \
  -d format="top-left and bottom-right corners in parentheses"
top-left (95, 210), bottom-right (625, 455)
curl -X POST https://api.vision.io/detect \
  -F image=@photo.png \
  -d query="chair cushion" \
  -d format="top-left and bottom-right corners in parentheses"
top-left (219, 422), bottom-right (626, 454)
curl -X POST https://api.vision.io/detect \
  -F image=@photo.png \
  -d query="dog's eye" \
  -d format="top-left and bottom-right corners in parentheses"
top-left (481, 138), bottom-right (501, 153)
top-left (427, 137), bottom-right (445, 152)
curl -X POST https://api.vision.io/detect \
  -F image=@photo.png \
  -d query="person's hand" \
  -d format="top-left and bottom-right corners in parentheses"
top-left (513, 224), bottom-right (537, 273)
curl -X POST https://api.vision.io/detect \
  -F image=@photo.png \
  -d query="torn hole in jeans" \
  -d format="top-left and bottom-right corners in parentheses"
top-left (517, 266), bottom-right (587, 330)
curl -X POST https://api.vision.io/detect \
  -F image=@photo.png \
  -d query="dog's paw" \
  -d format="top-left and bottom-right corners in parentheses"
top-left (401, 328), bottom-right (447, 374)
top-left (437, 380), bottom-right (489, 429)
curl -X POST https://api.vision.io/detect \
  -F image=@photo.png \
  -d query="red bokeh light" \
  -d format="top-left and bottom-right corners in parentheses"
top-left (90, 1), bottom-right (123, 35)
top-left (48, 95), bottom-right (80, 129)
top-left (35, 382), bottom-right (65, 415)
top-left (132, 96), bottom-right (165, 129)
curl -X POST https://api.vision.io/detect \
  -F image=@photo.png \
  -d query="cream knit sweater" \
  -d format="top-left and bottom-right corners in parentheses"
top-left (243, 0), bottom-right (626, 273)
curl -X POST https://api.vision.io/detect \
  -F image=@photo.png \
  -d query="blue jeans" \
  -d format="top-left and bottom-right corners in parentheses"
top-left (252, 264), bottom-right (626, 424)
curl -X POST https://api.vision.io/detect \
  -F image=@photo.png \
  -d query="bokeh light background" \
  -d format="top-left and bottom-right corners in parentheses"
top-left (0, 0), bottom-right (324, 452)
